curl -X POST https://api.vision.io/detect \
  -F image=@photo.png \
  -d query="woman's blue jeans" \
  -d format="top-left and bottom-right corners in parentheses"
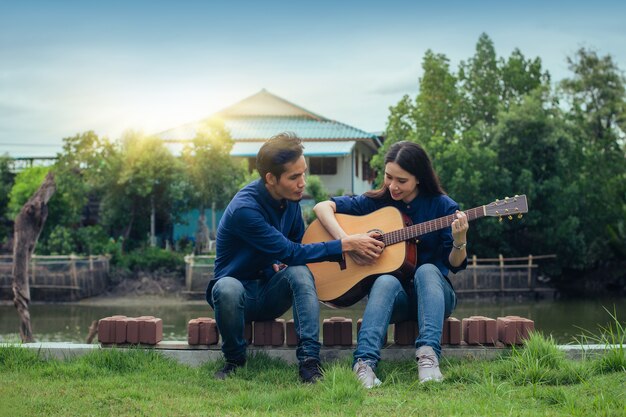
top-left (353, 263), bottom-right (457, 368)
top-left (208, 265), bottom-right (321, 364)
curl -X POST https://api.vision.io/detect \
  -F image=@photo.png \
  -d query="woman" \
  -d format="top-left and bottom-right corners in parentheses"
top-left (314, 141), bottom-right (468, 388)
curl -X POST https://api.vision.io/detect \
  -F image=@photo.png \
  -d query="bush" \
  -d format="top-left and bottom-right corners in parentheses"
top-left (37, 225), bottom-right (113, 256)
top-left (117, 247), bottom-right (185, 274)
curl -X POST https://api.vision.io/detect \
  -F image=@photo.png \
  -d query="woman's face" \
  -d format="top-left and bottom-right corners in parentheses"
top-left (384, 162), bottom-right (419, 203)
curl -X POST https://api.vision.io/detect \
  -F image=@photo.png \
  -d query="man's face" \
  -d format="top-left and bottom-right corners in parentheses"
top-left (265, 155), bottom-right (307, 202)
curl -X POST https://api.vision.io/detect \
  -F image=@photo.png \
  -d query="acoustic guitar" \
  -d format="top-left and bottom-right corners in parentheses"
top-left (302, 195), bottom-right (528, 307)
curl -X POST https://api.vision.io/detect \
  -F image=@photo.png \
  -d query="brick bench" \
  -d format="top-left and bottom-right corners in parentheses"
top-left (98, 315), bottom-right (163, 345)
top-left (462, 316), bottom-right (498, 345)
top-left (187, 317), bottom-right (219, 345)
top-left (497, 316), bottom-right (535, 345)
top-left (101, 315), bottom-right (535, 348)
top-left (322, 317), bottom-right (353, 347)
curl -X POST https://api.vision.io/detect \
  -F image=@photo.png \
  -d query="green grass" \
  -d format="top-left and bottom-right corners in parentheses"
top-left (1, 333), bottom-right (625, 417)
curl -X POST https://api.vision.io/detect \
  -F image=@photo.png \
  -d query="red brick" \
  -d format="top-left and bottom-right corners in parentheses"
top-left (97, 317), bottom-right (115, 344)
top-left (447, 317), bottom-right (461, 345)
top-left (462, 316), bottom-right (497, 345)
top-left (497, 316), bottom-right (535, 344)
top-left (139, 317), bottom-right (163, 345)
top-left (126, 318), bottom-right (140, 344)
top-left (394, 321), bottom-right (418, 345)
top-left (497, 317), bottom-right (518, 345)
top-left (323, 317), bottom-right (352, 346)
top-left (187, 319), bottom-right (200, 345)
top-left (271, 319), bottom-right (285, 346)
top-left (462, 318), bottom-right (480, 345)
top-left (114, 318), bottom-right (128, 344)
top-left (441, 317), bottom-right (462, 345)
top-left (253, 320), bottom-right (285, 346)
top-left (198, 318), bottom-right (219, 345)
top-left (286, 319), bottom-right (297, 347)
top-left (357, 318), bottom-right (388, 345)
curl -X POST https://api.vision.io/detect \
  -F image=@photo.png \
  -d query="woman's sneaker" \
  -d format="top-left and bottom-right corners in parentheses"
top-left (353, 359), bottom-right (382, 389)
top-left (415, 346), bottom-right (443, 382)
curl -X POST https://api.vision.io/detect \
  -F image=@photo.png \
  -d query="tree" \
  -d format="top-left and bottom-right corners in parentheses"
top-left (12, 172), bottom-right (56, 342)
top-left (99, 131), bottom-right (186, 249)
top-left (560, 48), bottom-right (626, 265)
top-left (459, 33), bottom-right (501, 128)
top-left (7, 166), bottom-right (50, 220)
top-left (371, 95), bottom-right (416, 183)
top-left (52, 131), bottom-right (116, 226)
top-left (488, 89), bottom-right (584, 270)
top-left (305, 175), bottom-right (329, 203)
top-left (181, 118), bottom-right (244, 212)
top-left (413, 50), bottom-right (460, 143)
top-left (500, 48), bottom-right (549, 110)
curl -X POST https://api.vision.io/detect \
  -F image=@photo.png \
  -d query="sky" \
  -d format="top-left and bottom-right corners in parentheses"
top-left (1, 0), bottom-right (625, 158)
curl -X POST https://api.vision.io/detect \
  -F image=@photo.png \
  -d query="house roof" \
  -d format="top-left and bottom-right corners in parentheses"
top-left (165, 140), bottom-right (358, 158)
top-left (157, 89), bottom-right (380, 151)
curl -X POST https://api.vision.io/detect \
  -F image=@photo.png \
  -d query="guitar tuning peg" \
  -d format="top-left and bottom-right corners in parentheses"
top-left (508, 215), bottom-right (513, 220)
top-left (499, 216), bottom-right (503, 223)
top-left (517, 213), bottom-right (523, 219)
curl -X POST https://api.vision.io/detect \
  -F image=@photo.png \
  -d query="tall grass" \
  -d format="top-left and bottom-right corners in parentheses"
top-left (574, 306), bottom-right (626, 374)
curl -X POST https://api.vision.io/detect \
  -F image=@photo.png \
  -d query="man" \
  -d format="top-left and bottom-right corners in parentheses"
top-left (207, 132), bottom-right (384, 383)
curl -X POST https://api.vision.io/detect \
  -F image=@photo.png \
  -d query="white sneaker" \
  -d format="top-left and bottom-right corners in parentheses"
top-left (353, 359), bottom-right (382, 389)
top-left (416, 346), bottom-right (444, 383)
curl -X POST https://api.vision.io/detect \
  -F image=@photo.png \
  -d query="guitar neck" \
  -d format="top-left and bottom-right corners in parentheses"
top-left (383, 206), bottom-right (485, 246)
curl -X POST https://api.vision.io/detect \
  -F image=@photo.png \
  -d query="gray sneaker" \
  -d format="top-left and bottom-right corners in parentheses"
top-left (416, 346), bottom-right (443, 383)
top-left (353, 359), bottom-right (382, 389)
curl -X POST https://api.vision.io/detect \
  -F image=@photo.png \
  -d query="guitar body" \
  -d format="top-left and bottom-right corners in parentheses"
top-left (302, 206), bottom-right (417, 307)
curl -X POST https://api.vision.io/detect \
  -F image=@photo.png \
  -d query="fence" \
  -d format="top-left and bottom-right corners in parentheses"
top-left (185, 254), bottom-right (557, 299)
top-left (0, 255), bottom-right (110, 301)
top-left (184, 255), bottom-right (215, 297)
top-left (449, 254), bottom-right (557, 297)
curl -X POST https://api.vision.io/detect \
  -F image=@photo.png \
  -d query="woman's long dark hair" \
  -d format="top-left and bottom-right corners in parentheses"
top-left (365, 141), bottom-right (445, 200)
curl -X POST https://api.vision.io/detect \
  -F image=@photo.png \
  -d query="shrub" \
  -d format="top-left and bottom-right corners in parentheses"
top-left (117, 247), bottom-right (185, 274)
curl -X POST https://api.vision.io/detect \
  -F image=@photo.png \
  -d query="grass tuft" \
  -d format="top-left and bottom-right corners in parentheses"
top-left (574, 306), bottom-right (626, 375)
top-left (0, 344), bottom-right (46, 370)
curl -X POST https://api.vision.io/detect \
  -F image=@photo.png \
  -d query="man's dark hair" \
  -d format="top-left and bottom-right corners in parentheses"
top-left (256, 132), bottom-right (304, 183)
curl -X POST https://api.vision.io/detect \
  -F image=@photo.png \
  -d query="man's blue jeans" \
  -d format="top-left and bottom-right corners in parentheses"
top-left (208, 265), bottom-right (321, 364)
top-left (353, 264), bottom-right (457, 368)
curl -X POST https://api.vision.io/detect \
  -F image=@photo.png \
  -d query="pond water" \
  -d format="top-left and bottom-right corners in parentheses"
top-left (1, 296), bottom-right (624, 345)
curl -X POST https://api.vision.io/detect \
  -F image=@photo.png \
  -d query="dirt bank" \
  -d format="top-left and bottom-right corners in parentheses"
top-left (78, 271), bottom-right (203, 306)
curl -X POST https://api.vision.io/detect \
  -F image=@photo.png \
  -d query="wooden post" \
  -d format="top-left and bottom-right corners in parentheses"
top-left (185, 254), bottom-right (194, 292)
top-left (528, 254), bottom-right (534, 291)
top-left (472, 255), bottom-right (478, 291)
top-left (499, 254), bottom-right (505, 295)
top-left (12, 172), bottom-right (56, 343)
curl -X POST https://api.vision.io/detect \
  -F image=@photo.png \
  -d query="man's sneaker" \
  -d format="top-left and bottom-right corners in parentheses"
top-left (416, 346), bottom-right (443, 383)
top-left (353, 359), bottom-right (382, 389)
top-left (214, 360), bottom-right (245, 380)
top-left (299, 358), bottom-right (323, 383)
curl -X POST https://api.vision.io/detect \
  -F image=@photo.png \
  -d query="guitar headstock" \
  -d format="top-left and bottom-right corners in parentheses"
top-left (484, 195), bottom-right (528, 220)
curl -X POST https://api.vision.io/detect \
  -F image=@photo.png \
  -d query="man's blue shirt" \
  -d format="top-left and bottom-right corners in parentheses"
top-left (213, 179), bottom-right (343, 281)
top-left (331, 192), bottom-right (467, 278)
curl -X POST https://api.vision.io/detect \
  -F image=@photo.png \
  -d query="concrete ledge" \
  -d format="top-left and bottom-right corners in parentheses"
top-left (4, 342), bottom-right (618, 367)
